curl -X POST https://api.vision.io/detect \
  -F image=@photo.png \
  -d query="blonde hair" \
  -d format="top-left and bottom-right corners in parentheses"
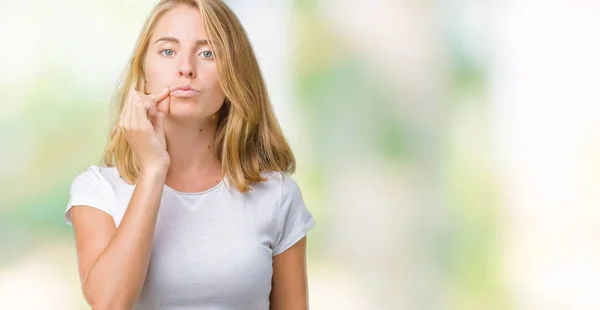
top-left (102, 0), bottom-right (295, 192)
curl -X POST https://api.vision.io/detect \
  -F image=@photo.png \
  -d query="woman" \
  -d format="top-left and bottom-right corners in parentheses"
top-left (63, 0), bottom-right (315, 309)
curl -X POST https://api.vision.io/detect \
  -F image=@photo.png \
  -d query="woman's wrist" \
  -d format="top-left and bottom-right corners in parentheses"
top-left (139, 164), bottom-right (169, 182)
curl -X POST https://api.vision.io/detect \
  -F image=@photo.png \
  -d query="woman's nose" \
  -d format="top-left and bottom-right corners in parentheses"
top-left (178, 65), bottom-right (196, 79)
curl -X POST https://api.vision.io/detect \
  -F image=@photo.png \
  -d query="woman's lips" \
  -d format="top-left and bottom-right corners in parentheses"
top-left (169, 84), bottom-right (200, 97)
top-left (170, 89), bottom-right (200, 97)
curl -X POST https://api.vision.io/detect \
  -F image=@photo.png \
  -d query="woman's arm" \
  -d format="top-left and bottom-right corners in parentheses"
top-left (270, 237), bottom-right (310, 310)
top-left (71, 168), bottom-right (166, 310)
top-left (71, 85), bottom-right (171, 309)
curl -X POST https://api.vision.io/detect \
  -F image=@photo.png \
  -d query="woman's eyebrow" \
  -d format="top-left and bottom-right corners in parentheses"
top-left (153, 37), bottom-right (210, 47)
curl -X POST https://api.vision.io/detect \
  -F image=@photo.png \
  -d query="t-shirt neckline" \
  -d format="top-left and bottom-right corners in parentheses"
top-left (163, 177), bottom-right (226, 196)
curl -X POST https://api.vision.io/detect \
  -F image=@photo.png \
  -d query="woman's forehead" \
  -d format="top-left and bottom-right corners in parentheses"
top-left (152, 5), bottom-right (208, 43)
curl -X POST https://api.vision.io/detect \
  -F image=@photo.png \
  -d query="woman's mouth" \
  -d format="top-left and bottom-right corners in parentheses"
top-left (170, 85), bottom-right (200, 97)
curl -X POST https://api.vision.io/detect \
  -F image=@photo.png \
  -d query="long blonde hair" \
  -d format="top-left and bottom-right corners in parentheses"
top-left (102, 0), bottom-right (295, 192)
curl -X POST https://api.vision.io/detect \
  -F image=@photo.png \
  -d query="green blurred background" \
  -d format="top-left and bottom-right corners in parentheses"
top-left (2, 0), bottom-right (600, 309)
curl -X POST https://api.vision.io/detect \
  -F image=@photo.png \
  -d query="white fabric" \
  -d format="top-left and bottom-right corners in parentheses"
top-left (64, 165), bottom-right (315, 310)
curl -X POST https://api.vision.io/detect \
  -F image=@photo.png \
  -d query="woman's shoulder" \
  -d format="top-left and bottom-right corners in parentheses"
top-left (248, 170), bottom-right (302, 198)
top-left (65, 165), bottom-right (123, 225)
top-left (71, 164), bottom-right (126, 189)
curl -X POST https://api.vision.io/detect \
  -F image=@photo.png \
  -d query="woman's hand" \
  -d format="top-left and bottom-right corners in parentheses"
top-left (119, 85), bottom-right (171, 172)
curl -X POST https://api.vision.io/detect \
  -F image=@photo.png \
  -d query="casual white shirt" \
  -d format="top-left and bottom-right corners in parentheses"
top-left (64, 165), bottom-right (315, 309)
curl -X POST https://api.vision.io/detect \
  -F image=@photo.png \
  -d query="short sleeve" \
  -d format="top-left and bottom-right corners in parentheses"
top-left (272, 175), bottom-right (316, 256)
top-left (64, 165), bottom-right (114, 225)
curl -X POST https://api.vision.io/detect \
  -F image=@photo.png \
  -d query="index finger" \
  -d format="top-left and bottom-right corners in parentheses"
top-left (121, 85), bottom-right (138, 119)
top-left (151, 86), bottom-right (171, 103)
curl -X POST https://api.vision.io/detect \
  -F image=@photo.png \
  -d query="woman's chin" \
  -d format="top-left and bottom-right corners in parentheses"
top-left (167, 105), bottom-right (212, 121)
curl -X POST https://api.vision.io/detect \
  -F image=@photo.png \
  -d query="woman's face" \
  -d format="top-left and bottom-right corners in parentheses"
top-left (144, 5), bottom-right (225, 121)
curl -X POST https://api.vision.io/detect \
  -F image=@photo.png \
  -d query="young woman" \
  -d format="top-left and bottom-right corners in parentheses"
top-left (64, 1), bottom-right (315, 309)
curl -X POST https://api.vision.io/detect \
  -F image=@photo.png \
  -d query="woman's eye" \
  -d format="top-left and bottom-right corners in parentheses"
top-left (160, 48), bottom-right (175, 57)
top-left (200, 50), bottom-right (213, 58)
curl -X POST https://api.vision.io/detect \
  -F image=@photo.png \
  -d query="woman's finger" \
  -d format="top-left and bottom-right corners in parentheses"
top-left (135, 95), bottom-right (153, 130)
top-left (147, 101), bottom-right (158, 117)
top-left (151, 86), bottom-right (171, 103)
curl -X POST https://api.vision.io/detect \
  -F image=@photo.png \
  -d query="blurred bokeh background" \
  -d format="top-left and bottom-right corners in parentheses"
top-left (1, 0), bottom-right (600, 309)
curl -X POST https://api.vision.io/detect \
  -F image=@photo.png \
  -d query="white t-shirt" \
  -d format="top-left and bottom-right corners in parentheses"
top-left (64, 165), bottom-right (315, 310)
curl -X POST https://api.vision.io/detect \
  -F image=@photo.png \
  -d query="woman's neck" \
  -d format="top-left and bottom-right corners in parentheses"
top-left (163, 117), bottom-right (222, 179)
